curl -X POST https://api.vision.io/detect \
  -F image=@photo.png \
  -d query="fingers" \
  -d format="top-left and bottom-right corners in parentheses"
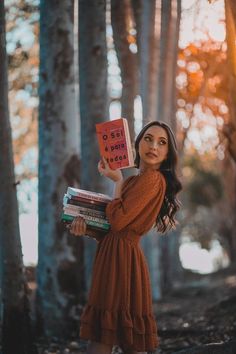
top-left (69, 216), bottom-right (86, 236)
top-left (98, 160), bottom-right (104, 175)
top-left (102, 156), bottom-right (108, 166)
top-left (98, 157), bottom-right (110, 176)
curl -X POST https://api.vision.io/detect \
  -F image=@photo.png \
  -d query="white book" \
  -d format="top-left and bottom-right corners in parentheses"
top-left (67, 187), bottom-right (111, 203)
top-left (63, 206), bottom-right (107, 220)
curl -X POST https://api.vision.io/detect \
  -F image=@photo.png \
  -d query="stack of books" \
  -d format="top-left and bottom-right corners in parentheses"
top-left (61, 187), bottom-right (111, 232)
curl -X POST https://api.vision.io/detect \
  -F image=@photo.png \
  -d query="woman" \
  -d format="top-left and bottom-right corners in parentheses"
top-left (70, 121), bottom-right (182, 354)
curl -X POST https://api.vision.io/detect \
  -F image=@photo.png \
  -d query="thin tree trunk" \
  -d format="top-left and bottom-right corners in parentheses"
top-left (157, 0), bottom-right (183, 296)
top-left (37, 0), bottom-right (83, 338)
top-left (149, 0), bottom-right (162, 123)
top-left (0, 1), bottom-right (36, 352)
top-left (79, 0), bottom-right (108, 292)
top-left (157, 0), bottom-right (172, 124)
top-left (131, 0), bottom-right (156, 125)
top-left (224, 0), bottom-right (236, 162)
top-left (111, 0), bottom-right (137, 141)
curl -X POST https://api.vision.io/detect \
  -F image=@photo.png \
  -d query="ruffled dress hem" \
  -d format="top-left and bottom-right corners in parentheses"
top-left (79, 304), bottom-right (159, 352)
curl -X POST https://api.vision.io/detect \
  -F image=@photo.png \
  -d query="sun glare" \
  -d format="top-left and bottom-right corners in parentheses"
top-left (180, 0), bottom-right (225, 47)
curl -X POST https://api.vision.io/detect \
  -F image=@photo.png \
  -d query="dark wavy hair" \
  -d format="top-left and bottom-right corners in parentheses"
top-left (134, 121), bottom-right (182, 233)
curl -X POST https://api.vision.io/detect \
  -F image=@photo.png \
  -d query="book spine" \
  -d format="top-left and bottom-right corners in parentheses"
top-left (69, 194), bottom-right (107, 206)
top-left (62, 219), bottom-right (107, 233)
top-left (85, 219), bottom-right (110, 230)
top-left (63, 208), bottom-right (109, 224)
top-left (123, 118), bottom-right (134, 166)
top-left (67, 188), bottom-right (111, 203)
top-left (61, 213), bottom-right (110, 231)
top-left (67, 198), bottom-right (107, 212)
top-left (63, 203), bottom-right (106, 218)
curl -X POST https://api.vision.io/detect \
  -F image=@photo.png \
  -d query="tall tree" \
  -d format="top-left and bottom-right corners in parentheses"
top-left (0, 1), bottom-right (36, 353)
top-left (130, 0), bottom-right (182, 299)
top-left (158, 0), bottom-right (183, 296)
top-left (224, 0), bottom-right (236, 162)
top-left (131, 0), bottom-right (157, 125)
top-left (111, 0), bottom-right (137, 141)
top-left (37, 0), bottom-right (83, 337)
top-left (157, 0), bottom-right (181, 129)
top-left (79, 0), bottom-right (108, 291)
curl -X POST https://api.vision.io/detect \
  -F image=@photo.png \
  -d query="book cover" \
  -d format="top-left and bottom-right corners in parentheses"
top-left (96, 118), bottom-right (134, 170)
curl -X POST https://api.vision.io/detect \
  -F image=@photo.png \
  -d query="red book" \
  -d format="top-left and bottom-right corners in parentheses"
top-left (96, 118), bottom-right (135, 170)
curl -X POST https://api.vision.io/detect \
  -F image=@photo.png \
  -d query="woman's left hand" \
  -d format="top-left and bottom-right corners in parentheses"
top-left (69, 216), bottom-right (87, 236)
top-left (98, 157), bottom-right (123, 182)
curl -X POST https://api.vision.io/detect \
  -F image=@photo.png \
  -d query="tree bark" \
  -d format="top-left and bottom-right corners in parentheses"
top-left (224, 0), bottom-right (236, 162)
top-left (0, 1), bottom-right (36, 352)
top-left (37, 0), bottom-right (83, 338)
top-left (78, 0), bottom-right (108, 292)
top-left (131, 0), bottom-right (156, 125)
top-left (157, 0), bottom-right (183, 296)
top-left (111, 0), bottom-right (137, 141)
top-left (157, 0), bottom-right (181, 128)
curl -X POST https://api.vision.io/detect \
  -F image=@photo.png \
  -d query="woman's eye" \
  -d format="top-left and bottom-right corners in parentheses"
top-left (144, 136), bottom-right (151, 141)
top-left (160, 140), bottom-right (166, 145)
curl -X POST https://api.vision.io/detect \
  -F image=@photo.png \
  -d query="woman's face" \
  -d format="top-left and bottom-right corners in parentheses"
top-left (138, 125), bottom-right (169, 170)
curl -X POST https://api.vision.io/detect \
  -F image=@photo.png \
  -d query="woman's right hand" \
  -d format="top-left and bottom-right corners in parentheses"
top-left (98, 157), bottom-right (123, 182)
top-left (69, 216), bottom-right (87, 236)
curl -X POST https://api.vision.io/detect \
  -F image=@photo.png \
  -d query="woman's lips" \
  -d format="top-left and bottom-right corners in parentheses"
top-left (146, 152), bottom-right (158, 158)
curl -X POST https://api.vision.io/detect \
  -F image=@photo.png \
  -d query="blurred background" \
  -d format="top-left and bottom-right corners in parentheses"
top-left (6, 0), bottom-right (234, 272)
top-left (1, 0), bottom-right (236, 353)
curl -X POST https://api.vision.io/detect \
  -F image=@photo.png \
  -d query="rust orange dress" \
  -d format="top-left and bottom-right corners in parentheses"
top-left (79, 168), bottom-right (166, 352)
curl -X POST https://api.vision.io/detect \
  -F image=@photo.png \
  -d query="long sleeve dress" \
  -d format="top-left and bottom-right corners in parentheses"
top-left (79, 168), bottom-right (167, 352)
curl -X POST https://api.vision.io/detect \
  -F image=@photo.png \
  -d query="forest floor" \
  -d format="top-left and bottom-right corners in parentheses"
top-left (1, 264), bottom-right (236, 354)
top-left (33, 262), bottom-right (236, 354)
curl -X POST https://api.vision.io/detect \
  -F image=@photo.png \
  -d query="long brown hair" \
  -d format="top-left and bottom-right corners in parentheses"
top-left (134, 121), bottom-right (182, 233)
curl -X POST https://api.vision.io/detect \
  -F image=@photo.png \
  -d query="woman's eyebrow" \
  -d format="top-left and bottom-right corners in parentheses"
top-left (144, 133), bottom-right (168, 140)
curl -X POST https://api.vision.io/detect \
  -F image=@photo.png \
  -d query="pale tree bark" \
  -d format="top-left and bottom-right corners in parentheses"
top-left (111, 0), bottom-right (137, 141)
top-left (156, 0), bottom-right (171, 124)
top-left (134, 7), bottom-right (163, 293)
top-left (37, 0), bottom-right (83, 337)
top-left (157, 0), bottom-right (181, 128)
top-left (0, 1), bottom-right (36, 352)
top-left (224, 0), bottom-right (236, 162)
top-left (220, 153), bottom-right (236, 263)
top-left (157, 0), bottom-right (183, 296)
top-left (79, 0), bottom-right (108, 292)
top-left (131, 0), bottom-right (157, 125)
top-left (224, 0), bottom-right (236, 265)
top-left (131, 0), bottom-right (183, 299)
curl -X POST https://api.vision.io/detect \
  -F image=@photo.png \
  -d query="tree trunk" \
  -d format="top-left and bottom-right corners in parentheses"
top-left (111, 0), bottom-right (137, 141)
top-left (224, 0), bottom-right (236, 162)
top-left (220, 151), bottom-right (236, 263)
top-left (131, 0), bottom-right (183, 298)
top-left (141, 230), bottom-right (162, 301)
top-left (37, 0), bottom-right (83, 338)
top-left (0, 2), bottom-right (36, 352)
top-left (157, 0), bottom-right (181, 128)
top-left (157, 0), bottom-right (183, 296)
top-left (131, 0), bottom-right (156, 125)
top-left (78, 0), bottom-right (108, 292)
